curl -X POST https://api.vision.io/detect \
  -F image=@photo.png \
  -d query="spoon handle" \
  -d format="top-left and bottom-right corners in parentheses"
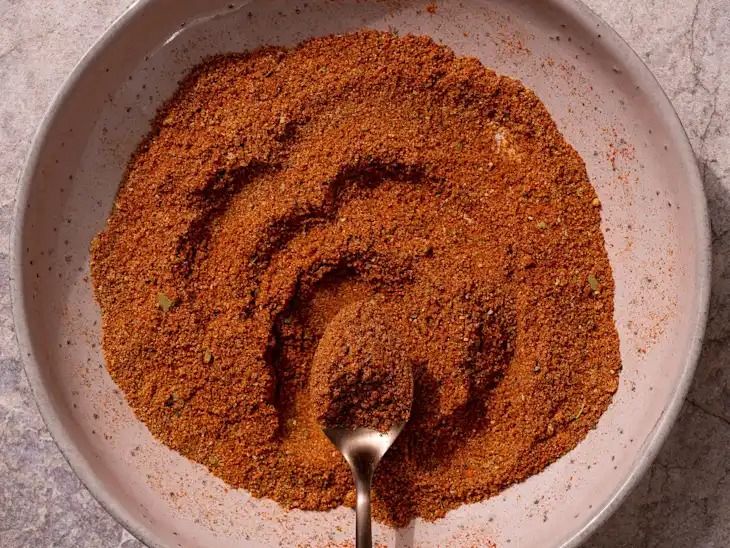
top-left (354, 473), bottom-right (373, 548)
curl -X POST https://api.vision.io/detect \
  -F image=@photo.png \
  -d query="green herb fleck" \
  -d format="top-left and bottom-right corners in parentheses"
top-left (587, 274), bottom-right (600, 293)
top-left (454, 141), bottom-right (464, 152)
top-left (157, 292), bottom-right (175, 312)
top-left (536, 221), bottom-right (548, 230)
top-left (574, 400), bottom-right (586, 420)
top-left (202, 349), bottom-right (213, 364)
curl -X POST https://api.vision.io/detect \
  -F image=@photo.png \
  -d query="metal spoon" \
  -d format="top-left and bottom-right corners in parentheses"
top-left (323, 423), bottom-right (406, 548)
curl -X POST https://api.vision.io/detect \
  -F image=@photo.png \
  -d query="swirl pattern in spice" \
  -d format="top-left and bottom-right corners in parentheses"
top-left (91, 31), bottom-right (621, 526)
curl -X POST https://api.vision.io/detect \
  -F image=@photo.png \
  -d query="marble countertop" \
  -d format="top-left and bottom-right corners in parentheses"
top-left (1, 1), bottom-right (728, 546)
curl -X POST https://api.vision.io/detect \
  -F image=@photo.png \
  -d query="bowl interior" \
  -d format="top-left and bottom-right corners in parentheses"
top-left (13, 0), bottom-right (708, 546)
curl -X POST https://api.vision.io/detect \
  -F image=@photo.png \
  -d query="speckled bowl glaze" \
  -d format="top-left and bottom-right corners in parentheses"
top-left (11, 1), bottom-right (709, 546)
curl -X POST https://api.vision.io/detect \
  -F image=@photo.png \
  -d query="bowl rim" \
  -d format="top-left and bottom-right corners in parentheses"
top-left (10, 0), bottom-right (711, 547)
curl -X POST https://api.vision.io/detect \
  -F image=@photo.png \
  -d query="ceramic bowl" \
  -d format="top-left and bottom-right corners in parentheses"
top-left (12, 1), bottom-right (710, 546)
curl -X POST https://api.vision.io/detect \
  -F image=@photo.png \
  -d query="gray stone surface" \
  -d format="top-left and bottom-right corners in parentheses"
top-left (0, 1), bottom-right (727, 546)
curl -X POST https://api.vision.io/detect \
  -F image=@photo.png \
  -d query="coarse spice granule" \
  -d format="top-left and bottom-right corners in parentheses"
top-left (91, 30), bottom-right (621, 526)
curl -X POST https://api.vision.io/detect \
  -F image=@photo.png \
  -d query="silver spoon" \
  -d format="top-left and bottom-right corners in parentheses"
top-left (323, 423), bottom-right (406, 548)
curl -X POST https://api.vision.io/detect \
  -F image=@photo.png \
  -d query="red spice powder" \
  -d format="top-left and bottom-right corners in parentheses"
top-left (310, 295), bottom-right (414, 432)
top-left (91, 31), bottom-right (620, 526)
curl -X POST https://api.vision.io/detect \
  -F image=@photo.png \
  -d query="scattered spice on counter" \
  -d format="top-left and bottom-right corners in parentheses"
top-left (91, 30), bottom-right (620, 526)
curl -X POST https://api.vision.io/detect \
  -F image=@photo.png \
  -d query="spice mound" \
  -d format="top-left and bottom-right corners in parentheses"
top-left (91, 31), bottom-right (621, 526)
top-left (311, 296), bottom-right (413, 432)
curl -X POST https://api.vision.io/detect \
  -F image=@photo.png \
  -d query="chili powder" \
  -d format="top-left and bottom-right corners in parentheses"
top-left (91, 31), bottom-right (621, 526)
top-left (311, 295), bottom-right (414, 432)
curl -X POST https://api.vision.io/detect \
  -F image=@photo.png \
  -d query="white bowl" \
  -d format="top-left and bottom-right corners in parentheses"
top-left (11, 1), bottom-right (710, 546)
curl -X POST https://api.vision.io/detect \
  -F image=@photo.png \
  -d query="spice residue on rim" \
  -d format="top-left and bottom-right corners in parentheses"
top-left (91, 30), bottom-right (621, 526)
